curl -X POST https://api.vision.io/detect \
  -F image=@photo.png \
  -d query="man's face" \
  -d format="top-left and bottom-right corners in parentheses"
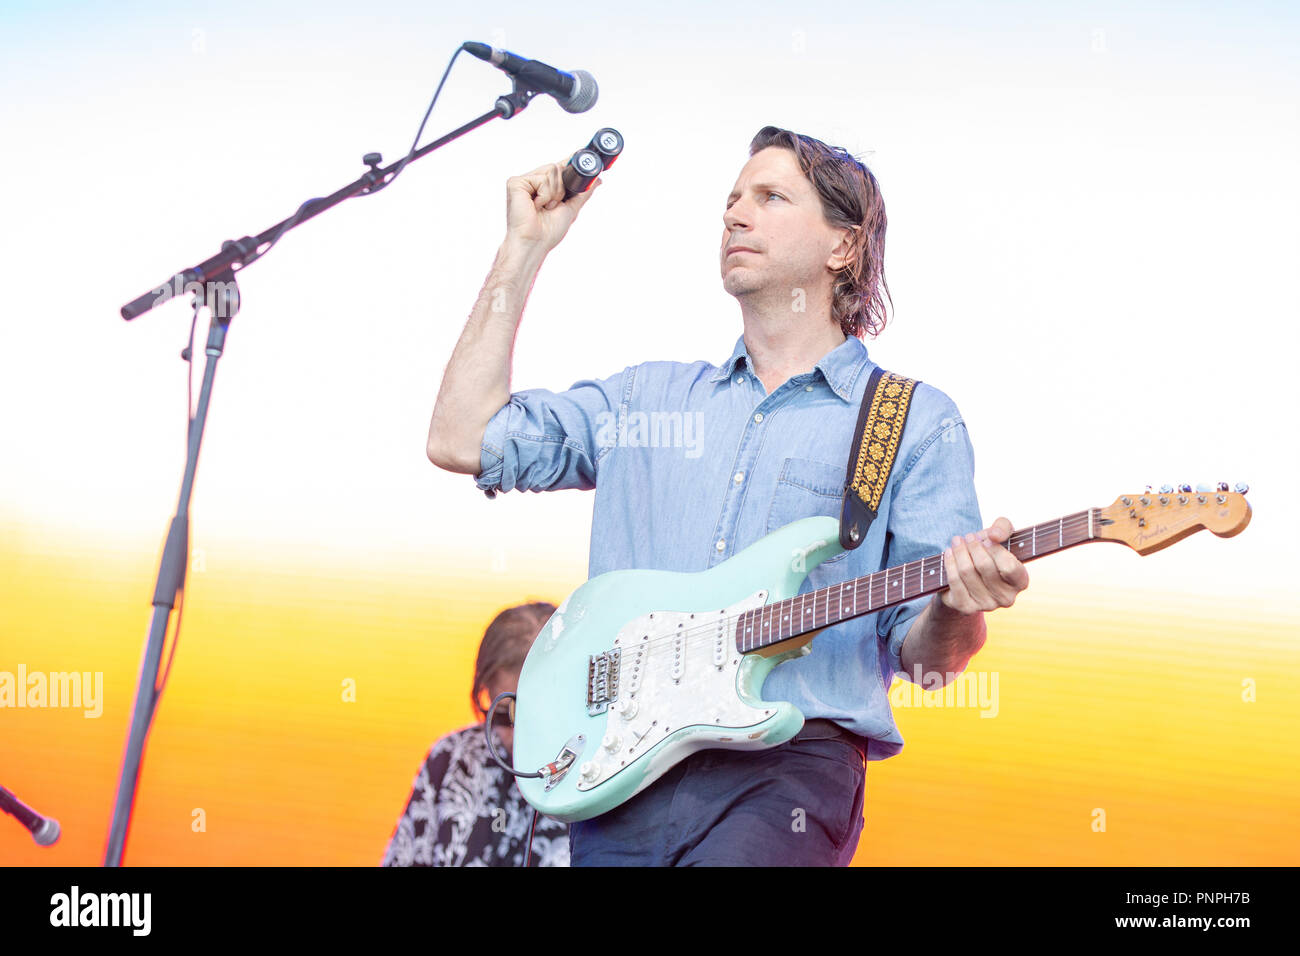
top-left (720, 146), bottom-right (849, 301)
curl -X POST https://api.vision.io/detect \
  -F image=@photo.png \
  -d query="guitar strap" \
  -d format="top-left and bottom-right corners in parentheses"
top-left (839, 366), bottom-right (919, 550)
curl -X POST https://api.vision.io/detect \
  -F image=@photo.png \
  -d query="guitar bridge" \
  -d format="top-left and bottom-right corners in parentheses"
top-left (587, 648), bottom-right (622, 715)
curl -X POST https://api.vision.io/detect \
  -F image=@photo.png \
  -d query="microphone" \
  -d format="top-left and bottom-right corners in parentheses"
top-left (462, 42), bottom-right (598, 114)
top-left (0, 785), bottom-right (60, 847)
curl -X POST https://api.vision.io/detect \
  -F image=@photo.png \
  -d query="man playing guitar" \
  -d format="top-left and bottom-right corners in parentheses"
top-left (426, 126), bottom-right (1029, 866)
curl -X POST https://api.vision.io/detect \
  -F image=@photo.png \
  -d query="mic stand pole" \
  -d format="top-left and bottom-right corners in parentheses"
top-left (105, 83), bottom-right (537, 866)
top-left (103, 273), bottom-right (236, 867)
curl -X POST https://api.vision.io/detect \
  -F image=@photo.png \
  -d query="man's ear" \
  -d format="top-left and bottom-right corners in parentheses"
top-left (827, 225), bottom-right (861, 272)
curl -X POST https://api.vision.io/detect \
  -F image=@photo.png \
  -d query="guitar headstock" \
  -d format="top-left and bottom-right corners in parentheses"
top-left (1095, 483), bottom-right (1252, 555)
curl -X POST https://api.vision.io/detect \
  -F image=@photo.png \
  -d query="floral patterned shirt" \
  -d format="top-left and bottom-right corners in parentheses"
top-left (381, 724), bottom-right (569, 867)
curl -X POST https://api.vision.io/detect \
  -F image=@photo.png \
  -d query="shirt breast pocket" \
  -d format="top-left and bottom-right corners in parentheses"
top-left (766, 457), bottom-right (850, 566)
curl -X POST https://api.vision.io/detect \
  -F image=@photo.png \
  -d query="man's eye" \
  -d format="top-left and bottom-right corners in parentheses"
top-left (767, 192), bottom-right (784, 201)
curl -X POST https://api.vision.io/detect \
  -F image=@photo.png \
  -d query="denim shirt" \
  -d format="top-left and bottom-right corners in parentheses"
top-left (475, 332), bottom-right (983, 760)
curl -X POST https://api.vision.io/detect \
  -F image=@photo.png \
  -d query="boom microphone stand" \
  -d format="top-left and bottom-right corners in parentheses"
top-left (104, 80), bottom-right (541, 867)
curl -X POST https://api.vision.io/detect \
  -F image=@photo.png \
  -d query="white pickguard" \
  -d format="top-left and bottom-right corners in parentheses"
top-left (575, 589), bottom-right (780, 792)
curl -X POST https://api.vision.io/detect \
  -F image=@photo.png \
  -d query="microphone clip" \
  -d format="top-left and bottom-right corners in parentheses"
top-left (495, 79), bottom-right (538, 120)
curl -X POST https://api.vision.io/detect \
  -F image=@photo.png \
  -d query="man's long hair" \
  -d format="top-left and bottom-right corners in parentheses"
top-left (749, 126), bottom-right (891, 339)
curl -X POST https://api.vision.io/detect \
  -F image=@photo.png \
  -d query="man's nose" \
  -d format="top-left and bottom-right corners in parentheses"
top-left (723, 199), bottom-right (752, 232)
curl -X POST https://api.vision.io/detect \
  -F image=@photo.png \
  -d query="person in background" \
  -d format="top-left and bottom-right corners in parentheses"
top-left (381, 601), bottom-right (568, 867)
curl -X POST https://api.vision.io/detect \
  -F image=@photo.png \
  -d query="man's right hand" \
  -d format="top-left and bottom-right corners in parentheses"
top-left (505, 160), bottom-right (603, 254)
top-left (427, 160), bottom-right (605, 476)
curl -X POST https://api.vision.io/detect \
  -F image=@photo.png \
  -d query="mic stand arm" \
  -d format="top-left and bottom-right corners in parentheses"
top-left (120, 84), bottom-right (537, 321)
top-left (105, 82), bottom-right (537, 866)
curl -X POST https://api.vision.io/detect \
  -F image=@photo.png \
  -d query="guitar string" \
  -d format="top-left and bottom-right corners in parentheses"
top-left (595, 490), bottom-right (1231, 665)
top-left (583, 511), bottom-right (1099, 674)
top-left (600, 511), bottom-right (1097, 664)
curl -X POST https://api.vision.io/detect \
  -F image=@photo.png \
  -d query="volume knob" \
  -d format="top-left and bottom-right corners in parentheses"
top-left (579, 761), bottom-right (601, 782)
top-left (602, 732), bottom-right (622, 753)
top-left (617, 697), bottom-right (638, 719)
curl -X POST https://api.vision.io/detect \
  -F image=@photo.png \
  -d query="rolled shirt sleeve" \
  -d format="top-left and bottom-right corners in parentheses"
top-left (475, 366), bottom-right (634, 497)
top-left (876, 408), bottom-right (984, 684)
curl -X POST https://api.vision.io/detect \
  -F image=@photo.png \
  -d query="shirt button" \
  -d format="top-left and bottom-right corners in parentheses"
top-left (715, 539), bottom-right (726, 551)
top-left (734, 374), bottom-right (745, 385)
top-left (753, 412), bottom-right (764, 423)
top-left (804, 384), bottom-right (813, 392)
top-left (733, 471), bottom-right (744, 483)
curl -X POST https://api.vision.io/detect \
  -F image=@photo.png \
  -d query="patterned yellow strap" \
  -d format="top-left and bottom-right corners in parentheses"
top-left (849, 372), bottom-right (917, 514)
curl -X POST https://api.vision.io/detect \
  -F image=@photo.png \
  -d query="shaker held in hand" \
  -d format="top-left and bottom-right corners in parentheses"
top-left (562, 148), bottom-right (604, 200)
top-left (587, 128), bottom-right (623, 169)
top-left (561, 128), bottom-right (624, 200)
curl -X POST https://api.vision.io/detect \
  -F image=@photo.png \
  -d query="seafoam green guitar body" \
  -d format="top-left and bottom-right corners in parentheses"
top-left (514, 516), bottom-right (844, 823)
top-left (513, 488), bottom-right (1258, 820)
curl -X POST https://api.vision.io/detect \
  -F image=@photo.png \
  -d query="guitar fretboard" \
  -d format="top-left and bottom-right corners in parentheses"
top-left (734, 509), bottom-right (1100, 653)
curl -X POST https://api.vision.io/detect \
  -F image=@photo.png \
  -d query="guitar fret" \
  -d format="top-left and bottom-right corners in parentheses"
top-left (734, 509), bottom-right (1107, 654)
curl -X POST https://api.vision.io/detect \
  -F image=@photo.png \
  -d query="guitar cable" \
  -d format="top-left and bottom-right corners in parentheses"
top-left (485, 692), bottom-right (545, 867)
top-left (485, 693), bottom-right (542, 778)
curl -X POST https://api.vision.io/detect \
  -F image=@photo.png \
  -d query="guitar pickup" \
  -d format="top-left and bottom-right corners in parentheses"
top-left (586, 648), bottom-right (622, 715)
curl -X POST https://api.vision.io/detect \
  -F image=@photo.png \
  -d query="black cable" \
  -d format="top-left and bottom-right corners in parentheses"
top-left (234, 44), bottom-right (466, 274)
top-left (524, 808), bottom-right (539, 868)
top-left (485, 692), bottom-right (542, 778)
top-left (154, 295), bottom-right (203, 704)
top-left (363, 44), bottom-right (467, 196)
top-left (234, 195), bottom-right (325, 273)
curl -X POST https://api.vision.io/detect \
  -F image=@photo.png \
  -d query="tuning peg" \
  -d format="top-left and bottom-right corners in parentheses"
top-left (1159, 484), bottom-right (1174, 494)
top-left (1217, 482), bottom-right (1229, 492)
top-left (1196, 483), bottom-right (1213, 493)
top-left (1178, 483), bottom-right (1192, 494)
top-left (1234, 481), bottom-right (1250, 494)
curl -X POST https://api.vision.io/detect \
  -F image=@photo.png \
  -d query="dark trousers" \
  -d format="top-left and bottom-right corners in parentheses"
top-left (569, 720), bottom-right (867, 866)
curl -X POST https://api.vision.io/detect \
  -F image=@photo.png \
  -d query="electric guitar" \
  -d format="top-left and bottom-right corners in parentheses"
top-left (513, 485), bottom-right (1251, 822)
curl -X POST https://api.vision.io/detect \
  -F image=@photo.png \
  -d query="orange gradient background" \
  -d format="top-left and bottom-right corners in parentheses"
top-left (2, 1), bottom-right (1297, 867)
top-left (2, 515), bottom-right (1295, 866)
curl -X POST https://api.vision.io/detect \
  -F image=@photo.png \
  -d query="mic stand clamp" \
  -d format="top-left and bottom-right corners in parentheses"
top-left (495, 81), bottom-right (536, 120)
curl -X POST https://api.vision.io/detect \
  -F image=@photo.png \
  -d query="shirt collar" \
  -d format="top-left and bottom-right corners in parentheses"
top-left (709, 332), bottom-right (870, 403)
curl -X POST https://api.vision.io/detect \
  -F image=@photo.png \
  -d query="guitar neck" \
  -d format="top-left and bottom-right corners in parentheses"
top-left (735, 508), bottom-right (1101, 654)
